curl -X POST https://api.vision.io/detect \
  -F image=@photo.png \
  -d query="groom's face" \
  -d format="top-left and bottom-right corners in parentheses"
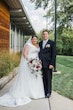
top-left (42, 31), bottom-right (49, 40)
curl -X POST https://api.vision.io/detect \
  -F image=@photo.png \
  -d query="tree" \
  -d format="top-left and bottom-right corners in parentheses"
top-left (30, 0), bottom-right (73, 55)
top-left (30, 0), bottom-right (49, 9)
top-left (30, 0), bottom-right (73, 32)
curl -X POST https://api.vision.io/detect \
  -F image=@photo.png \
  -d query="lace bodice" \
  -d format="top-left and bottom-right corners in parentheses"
top-left (27, 43), bottom-right (40, 59)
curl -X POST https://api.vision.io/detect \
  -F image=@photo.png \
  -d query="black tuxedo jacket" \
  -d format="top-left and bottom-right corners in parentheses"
top-left (39, 39), bottom-right (56, 68)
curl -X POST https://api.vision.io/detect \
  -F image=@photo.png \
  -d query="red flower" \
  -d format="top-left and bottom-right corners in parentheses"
top-left (36, 66), bottom-right (40, 68)
top-left (30, 60), bottom-right (33, 64)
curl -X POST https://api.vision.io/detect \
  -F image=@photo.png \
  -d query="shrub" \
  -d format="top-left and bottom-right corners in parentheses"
top-left (0, 50), bottom-right (21, 78)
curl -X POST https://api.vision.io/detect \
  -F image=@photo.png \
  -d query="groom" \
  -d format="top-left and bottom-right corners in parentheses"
top-left (39, 30), bottom-right (56, 98)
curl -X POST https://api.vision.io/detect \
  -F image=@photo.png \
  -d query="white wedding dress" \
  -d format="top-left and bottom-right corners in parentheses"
top-left (0, 43), bottom-right (45, 107)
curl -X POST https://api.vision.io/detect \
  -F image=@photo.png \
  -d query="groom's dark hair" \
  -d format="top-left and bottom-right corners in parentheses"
top-left (42, 29), bottom-right (49, 34)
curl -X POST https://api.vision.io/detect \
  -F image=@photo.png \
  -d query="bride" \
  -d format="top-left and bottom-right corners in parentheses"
top-left (0, 35), bottom-right (45, 107)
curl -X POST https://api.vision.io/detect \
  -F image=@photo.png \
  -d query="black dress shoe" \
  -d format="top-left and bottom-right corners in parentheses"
top-left (45, 93), bottom-right (51, 98)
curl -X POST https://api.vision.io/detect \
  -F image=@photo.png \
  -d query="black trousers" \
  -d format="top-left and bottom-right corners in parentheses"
top-left (42, 68), bottom-right (52, 96)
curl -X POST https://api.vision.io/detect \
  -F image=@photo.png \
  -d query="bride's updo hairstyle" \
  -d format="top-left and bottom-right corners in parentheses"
top-left (31, 35), bottom-right (38, 39)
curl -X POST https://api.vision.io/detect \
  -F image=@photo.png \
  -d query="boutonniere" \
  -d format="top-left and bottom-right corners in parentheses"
top-left (45, 44), bottom-right (50, 48)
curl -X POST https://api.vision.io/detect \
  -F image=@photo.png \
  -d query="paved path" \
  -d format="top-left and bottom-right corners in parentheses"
top-left (50, 91), bottom-right (73, 110)
top-left (0, 77), bottom-right (73, 110)
top-left (0, 77), bottom-right (50, 110)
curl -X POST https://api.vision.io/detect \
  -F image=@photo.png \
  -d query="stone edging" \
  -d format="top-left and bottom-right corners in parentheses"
top-left (0, 67), bottom-right (18, 89)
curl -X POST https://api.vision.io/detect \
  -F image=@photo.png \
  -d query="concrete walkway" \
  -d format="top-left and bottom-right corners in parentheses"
top-left (0, 77), bottom-right (73, 110)
top-left (50, 91), bottom-right (73, 110)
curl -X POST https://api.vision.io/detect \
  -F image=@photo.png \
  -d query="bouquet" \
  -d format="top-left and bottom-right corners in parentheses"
top-left (28, 58), bottom-right (42, 77)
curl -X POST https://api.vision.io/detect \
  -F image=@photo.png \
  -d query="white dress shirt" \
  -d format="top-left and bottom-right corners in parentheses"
top-left (42, 39), bottom-right (49, 48)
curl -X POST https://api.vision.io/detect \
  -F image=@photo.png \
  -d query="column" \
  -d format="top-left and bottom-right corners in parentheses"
top-left (18, 29), bottom-right (20, 52)
top-left (10, 23), bottom-right (11, 53)
top-left (14, 25), bottom-right (17, 53)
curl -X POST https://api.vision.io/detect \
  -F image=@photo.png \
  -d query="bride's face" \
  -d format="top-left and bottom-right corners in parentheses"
top-left (31, 37), bottom-right (38, 45)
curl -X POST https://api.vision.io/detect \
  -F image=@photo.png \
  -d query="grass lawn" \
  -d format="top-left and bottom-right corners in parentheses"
top-left (52, 55), bottom-right (73, 100)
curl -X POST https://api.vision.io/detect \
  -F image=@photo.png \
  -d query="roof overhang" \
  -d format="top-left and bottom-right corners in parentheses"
top-left (4, 0), bottom-right (36, 35)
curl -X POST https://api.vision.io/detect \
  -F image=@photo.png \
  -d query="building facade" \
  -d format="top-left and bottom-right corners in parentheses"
top-left (0, 1), bottom-right (10, 50)
top-left (0, 0), bottom-right (35, 53)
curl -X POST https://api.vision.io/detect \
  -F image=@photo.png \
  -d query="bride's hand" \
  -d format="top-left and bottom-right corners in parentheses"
top-left (23, 45), bottom-right (29, 60)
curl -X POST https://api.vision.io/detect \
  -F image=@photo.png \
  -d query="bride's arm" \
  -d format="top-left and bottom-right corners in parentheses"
top-left (23, 45), bottom-right (29, 60)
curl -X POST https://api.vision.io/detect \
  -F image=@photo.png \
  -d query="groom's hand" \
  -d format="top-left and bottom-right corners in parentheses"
top-left (49, 65), bottom-right (54, 69)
